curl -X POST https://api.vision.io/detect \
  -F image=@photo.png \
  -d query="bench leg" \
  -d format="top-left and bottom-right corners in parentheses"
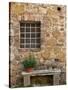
top-left (23, 75), bottom-right (30, 86)
top-left (53, 74), bottom-right (60, 85)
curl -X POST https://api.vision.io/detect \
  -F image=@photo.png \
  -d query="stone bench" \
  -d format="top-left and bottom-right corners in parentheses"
top-left (22, 69), bottom-right (61, 86)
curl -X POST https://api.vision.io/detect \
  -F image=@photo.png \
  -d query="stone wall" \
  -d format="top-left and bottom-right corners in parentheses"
top-left (9, 2), bottom-right (66, 87)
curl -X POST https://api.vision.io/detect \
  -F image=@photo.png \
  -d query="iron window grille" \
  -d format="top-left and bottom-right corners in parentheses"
top-left (20, 21), bottom-right (41, 49)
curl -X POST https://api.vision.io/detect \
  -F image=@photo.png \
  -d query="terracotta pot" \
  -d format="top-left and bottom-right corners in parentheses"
top-left (25, 68), bottom-right (33, 72)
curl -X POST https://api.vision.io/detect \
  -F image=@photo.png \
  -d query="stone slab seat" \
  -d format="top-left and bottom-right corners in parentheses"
top-left (21, 69), bottom-right (61, 86)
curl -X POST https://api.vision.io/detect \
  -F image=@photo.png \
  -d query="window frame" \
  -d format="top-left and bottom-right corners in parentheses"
top-left (19, 21), bottom-right (41, 50)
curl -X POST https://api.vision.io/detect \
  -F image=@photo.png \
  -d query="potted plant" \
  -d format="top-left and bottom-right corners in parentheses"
top-left (22, 55), bottom-right (37, 72)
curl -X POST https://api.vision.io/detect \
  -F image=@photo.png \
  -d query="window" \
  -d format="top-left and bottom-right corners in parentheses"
top-left (20, 21), bottom-right (41, 49)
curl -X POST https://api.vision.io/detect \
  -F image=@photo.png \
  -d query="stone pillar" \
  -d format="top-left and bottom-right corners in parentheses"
top-left (23, 75), bottom-right (30, 86)
top-left (53, 73), bottom-right (60, 85)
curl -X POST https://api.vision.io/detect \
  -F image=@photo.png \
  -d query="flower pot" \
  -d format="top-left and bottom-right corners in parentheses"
top-left (25, 68), bottom-right (33, 72)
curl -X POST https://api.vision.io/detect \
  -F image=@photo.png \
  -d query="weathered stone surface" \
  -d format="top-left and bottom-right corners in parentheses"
top-left (45, 37), bottom-right (57, 46)
top-left (52, 30), bottom-right (61, 39)
top-left (9, 2), bottom-right (66, 87)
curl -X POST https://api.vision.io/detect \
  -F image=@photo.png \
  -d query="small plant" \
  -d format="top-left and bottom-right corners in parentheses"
top-left (22, 54), bottom-right (37, 72)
